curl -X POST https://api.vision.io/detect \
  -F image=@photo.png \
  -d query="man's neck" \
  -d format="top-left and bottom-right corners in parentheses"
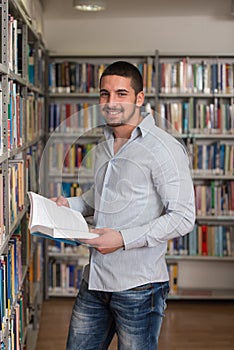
top-left (112, 115), bottom-right (143, 140)
top-left (111, 115), bottom-right (143, 154)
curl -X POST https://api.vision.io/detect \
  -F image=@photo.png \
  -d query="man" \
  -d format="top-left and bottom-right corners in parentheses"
top-left (53, 61), bottom-right (195, 349)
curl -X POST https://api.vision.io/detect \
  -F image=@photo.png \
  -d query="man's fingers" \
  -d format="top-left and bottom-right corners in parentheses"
top-left (52, 196), bottom-right (69, 207)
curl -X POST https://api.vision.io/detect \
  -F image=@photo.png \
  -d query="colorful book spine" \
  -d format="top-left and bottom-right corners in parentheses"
top-left (49, 143), bottom-right (95, 175)
top-left (167, 225), bottom-right (234, 257)
top-left (195, 181), bottom-right (234, 217)
top-left (7, 81), bottom-right (25, 150)
top-left (48, 60), bottom-right (155, 94)
top-left (159, 58), bottom-right (234, 94)
top-left (48, 260), bottom-right (84, 294)
top-left (49, 102), bottom-right (104, 133)
top-left (191, 142), bottom-right (234, 175)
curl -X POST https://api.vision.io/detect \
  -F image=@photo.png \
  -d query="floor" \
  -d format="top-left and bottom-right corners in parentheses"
top-left (36, 298), bottom-right (234, 350)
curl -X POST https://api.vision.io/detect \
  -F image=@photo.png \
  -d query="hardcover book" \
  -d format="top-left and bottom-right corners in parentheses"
top-left (28, 191), bottom-right (98, 245)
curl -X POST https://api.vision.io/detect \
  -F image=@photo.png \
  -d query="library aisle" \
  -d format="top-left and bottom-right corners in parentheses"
top-left (36, 298), bottom-right (234, 350)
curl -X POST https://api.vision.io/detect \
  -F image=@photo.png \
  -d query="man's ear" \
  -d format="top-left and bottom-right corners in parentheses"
top-left (136, 91), bottom-right (145, 107)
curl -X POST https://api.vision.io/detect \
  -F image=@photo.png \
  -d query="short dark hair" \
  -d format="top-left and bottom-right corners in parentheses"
top-left (100, 61), bottom-right (143, 95)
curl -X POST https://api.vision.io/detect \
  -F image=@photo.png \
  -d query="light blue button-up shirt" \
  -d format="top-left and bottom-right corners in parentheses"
top-left (68, 113), bottom-right (195, 292)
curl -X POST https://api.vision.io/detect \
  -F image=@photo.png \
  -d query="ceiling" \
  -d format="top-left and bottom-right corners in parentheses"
top-left (41, 0), bottom-right (234, 20)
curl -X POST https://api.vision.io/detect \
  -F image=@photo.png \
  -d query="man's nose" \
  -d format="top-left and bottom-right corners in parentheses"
top-left (107, 93), bottom-right (118, 105)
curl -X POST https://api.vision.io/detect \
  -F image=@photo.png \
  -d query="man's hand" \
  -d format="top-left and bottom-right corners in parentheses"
top-left (80, 228), bottom-right (124, 255)
top-left (50, 196), bottom-right (70, 208)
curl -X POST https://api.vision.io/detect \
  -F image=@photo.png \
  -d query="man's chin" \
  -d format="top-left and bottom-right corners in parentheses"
top-left (106, 122), bottom-right (124, 127)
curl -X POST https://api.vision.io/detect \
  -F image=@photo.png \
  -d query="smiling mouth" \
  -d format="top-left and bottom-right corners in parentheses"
top-left (103, 108), bottom-right (123, 117)
top-left (107, 110), bottom-right (120, 115)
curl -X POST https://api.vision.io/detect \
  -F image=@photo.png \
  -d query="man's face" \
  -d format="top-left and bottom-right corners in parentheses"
top-left (99, 75), bottom-right (143, 127)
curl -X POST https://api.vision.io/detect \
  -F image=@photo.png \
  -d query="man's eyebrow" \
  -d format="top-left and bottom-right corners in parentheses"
top-left (116, 89), bottom-right (129, 93)
top-left (100, 88), bottom-right (109, 92)
top-left (100, 88), bottom-right (130, 93)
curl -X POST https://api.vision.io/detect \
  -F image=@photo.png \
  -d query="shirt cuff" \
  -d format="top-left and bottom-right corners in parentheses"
top-left (120, 224), bottom-right (150, 250)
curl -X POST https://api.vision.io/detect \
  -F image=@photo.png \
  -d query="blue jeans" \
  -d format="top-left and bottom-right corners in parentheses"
top-left (66, 279), bottom-right (169, 350)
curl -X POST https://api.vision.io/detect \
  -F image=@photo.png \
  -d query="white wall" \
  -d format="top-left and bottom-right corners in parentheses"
top-left (44, 15), bottom-right (234, 55)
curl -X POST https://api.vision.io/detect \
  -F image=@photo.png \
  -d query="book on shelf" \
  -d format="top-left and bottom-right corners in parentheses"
top-left (28, 191), bottom-right (98, 245)
top-left (159, 58), bottom-right (234, 94)
top-left (0, 171), bottom-right (4, 243)
top-left (0, 84), bottom-right (2, 155)
top-left (48, 260), bottom-right (83, 293)
top-left (48, 60), bottom-right (155, 94)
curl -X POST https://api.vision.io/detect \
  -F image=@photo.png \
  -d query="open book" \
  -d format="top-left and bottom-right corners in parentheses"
top-left (28, 191), bottom-right (98, 245)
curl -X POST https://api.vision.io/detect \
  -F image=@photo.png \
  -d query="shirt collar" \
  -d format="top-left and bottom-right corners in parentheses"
top-left (136, 112), bottom-right (155, 138)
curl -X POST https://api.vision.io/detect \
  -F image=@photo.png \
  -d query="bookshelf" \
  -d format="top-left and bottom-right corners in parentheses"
top-left (0, 0), bottom-right (46, 348)
top-left (44, 53), bottom-right (157, 298)
top-left (45, 52), bottom-right (234, 300)
top-left (156, 51), bottom-right (234, 299)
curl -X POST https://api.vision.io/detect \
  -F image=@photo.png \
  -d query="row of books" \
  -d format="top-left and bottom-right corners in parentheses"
top-left (48, 59), bottom-right (155, 94)
top-left (190, 142), bottom-right (234, 175)
top-left (28, 239), bottom-right (43, 285)
top-left (26, 94), bottom-right (45, 143)
top-left (49, 102), bottom-right (105, 133)
top-left (49, 143), bottom-right (95, 175)
top-left (47, 140), bottom-right (233, 178)
top-left (8, 159), bottom-right (25, 227)
top-left (159, 59), bottom-right (234, 94)
top-left (1, 293), bottom-right (27, 350)
top-left (8, 81), bottom-right (25, 150)
top-left (48, 58), bottom-right (234, 96)
top-left (6, 81), bottom-right (45, 151)
top-left (168, 263), bottom-right (178, 295)
top-left (47, 224), bottom-right (234, 258)
top-left (195, 181), bottom-right (234, 217)
top-left (8, 14), bottom-right (23, 75)
top-left (14, 296), bottom-right (27, 350)
top-left (26, 144), bottom-right (43, 195)
top-left (0, 84), bottom-right (2, 155)
top-left (3, 145), bottom-right (41, 238)
top-left (0, 225), bottom-right (43, 348)
top-left (46, 224), bottom-right (234, 297)
top-left (167, 225), bottom-right (234, 257)
top-left (48, 241), bottom-right (89, 255)
top-left (7, 14), bottom-right (45, 89)
top-left (157, 100), bottom-right (234, 135)
top-left (0, 145), bottom-right (42, 245)
top-left (0, 236), bottom-right (23, 342)
top-left (48, 260), bottom-right (83, 293)
top-left (0, 172), bottom-right (4, 244)
top-left (48, 181), bottom-right (93, 198)
top-left (49, 102), bottom-right (234, 138)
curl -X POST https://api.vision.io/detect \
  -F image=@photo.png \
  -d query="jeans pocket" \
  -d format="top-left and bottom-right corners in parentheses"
top-left (161, 281), bottom-right (170, 300)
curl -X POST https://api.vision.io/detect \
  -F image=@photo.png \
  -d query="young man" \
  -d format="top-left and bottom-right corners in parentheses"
top-left (53, 61), bottom-right (195, 349)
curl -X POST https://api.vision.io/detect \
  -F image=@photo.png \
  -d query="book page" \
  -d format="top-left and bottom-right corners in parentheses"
top-left (28, 192), bottom-right (98, 240)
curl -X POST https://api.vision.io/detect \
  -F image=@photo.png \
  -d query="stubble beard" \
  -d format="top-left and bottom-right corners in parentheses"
top-left (103, 103), bottom-right (138, 128)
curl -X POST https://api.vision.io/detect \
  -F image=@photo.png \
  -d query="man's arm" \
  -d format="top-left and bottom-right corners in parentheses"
top-left (51, 185), bottom-right (95, 217)
top-left (121, 141), bottom-right (195, 250)
top-left (82, 141), bottom-right (195, 254)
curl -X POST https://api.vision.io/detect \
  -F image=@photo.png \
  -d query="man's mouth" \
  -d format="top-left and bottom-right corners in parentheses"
top-left (106, 110), bottom-right (121, 115)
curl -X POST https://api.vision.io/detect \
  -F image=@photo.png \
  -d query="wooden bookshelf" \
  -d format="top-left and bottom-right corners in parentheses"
top-left (45, 51), bottom-right (234, 300)
top-left (0, 0), bottom-right (46, 348)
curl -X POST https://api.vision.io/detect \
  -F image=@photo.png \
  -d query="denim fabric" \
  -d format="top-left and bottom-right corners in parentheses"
top-left (66, 279), bottom-right (170, 350)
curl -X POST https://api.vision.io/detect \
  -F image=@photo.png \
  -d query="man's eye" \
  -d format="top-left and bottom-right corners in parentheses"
top-left (118, 93), bottom-right (127, 97)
